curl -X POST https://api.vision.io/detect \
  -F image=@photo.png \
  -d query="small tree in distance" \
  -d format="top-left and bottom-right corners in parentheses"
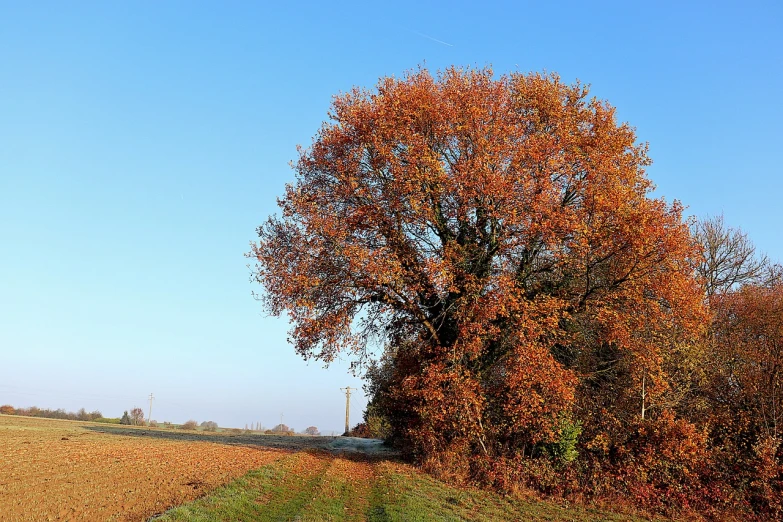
top-left (272, 423), bottom-right (292, 433)
top-left (181, 420), bottom-right (198, 430)
top-left (304, 426), bottom-right (320, 436)
top-left (129, 407), bottom-right (144, 426)
top-left (200, 421), bottom-right (218, 431)
top-left (120, 411), bottom-right (131, 425)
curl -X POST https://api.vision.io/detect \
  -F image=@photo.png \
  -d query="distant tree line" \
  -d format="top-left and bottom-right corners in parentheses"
top-left (0, 404), bottom-right (103, 422)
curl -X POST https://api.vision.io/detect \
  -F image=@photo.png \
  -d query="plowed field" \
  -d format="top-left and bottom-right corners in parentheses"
top-left (0, 416), bottom-right (290, 521)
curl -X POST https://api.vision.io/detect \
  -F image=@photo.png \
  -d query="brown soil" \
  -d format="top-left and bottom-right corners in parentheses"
top-left (0, 415), bottom-right (295, 521)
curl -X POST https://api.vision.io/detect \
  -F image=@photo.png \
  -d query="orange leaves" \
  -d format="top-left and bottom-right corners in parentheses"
top-left (711, 283), bottom-right (783, 440)
top-left (250, 65), bottom-right (710, 504)
top-left (499, 342), bottom-right (577, 445)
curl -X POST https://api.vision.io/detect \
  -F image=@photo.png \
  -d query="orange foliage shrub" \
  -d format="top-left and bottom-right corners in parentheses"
top-left (346, 422), bottom-right (372, 438)
top-left (703, 283), bottom-right (783, 519)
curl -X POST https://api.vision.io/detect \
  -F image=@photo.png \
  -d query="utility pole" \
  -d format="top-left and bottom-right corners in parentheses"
top-left (340, 387), bottom-right (355, 434)
top-left (147, 393), bottom-right (154, 428)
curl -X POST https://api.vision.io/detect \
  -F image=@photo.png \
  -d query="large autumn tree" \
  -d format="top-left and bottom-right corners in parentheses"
top-left (250, 67), bottom-right (705, 482)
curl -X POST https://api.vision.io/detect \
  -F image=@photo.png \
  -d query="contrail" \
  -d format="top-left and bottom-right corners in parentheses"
top-left (411, 30), bottom-right (454, 47)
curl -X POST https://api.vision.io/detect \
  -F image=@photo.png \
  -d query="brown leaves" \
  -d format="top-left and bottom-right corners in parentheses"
top-left (250, 66), bottom-right (702, 367)
top-left (250, 65), bottom-right (708, 502)
top-left (711, 283), bottom-right (783, 440)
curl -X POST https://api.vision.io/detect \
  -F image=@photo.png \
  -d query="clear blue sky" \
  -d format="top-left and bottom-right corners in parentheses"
top-left (1, 1), bottom-right (780, 432)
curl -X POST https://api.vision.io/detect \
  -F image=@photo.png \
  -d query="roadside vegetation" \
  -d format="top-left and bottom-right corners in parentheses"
top-left (154, 452), bottom-right (649, 522)
top-left (3, 415), bottom-right (658, 521)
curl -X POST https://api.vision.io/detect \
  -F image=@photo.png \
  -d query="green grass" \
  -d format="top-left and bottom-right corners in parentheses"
top-left (152, 452), bottom-right (653, 522)
top-left (152, 452), bottom-right (335, 521)
top-left (367, 461), bottom-right (649, 522)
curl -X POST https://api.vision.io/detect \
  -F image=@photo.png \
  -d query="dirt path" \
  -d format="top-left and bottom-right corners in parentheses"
top-left (327, 436), bottom-right (397, 457)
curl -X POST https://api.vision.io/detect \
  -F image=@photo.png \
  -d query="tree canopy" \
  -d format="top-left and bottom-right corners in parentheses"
top-left (251, 66), bottom-right (702, 358)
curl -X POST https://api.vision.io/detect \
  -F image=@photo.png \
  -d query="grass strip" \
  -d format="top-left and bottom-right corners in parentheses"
top-left (366, 461), bottom-right (653, 522)
top-left (151, 451), bottom-right (331, 521)
top-left (298, 454), bottom-right (374, 521)
top-left (153, 451), bottom-right (657, 522)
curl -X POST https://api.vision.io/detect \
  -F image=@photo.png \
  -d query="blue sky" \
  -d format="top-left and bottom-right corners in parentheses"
top-left (1, 1), bottom-right (780, 432)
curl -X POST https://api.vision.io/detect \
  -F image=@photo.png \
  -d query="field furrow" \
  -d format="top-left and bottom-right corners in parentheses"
top-left (0, 416), bottom-right (288, 522)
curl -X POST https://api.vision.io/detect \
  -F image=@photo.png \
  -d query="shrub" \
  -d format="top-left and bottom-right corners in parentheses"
top-left (272, 423), bottom-right (292, 433)
top-left (748, 435), bottom-right (783, 518)
top-left (93, 417), bottom-right (121, 424)
top-left (366, 411), bottom-right (391, 439)
top-left (0, 404), bottom-right (15, 415)
top-left (346, 422), bottom-right (372, 438)
top-left (542, 417), bottom-right (582, 464)
top-left (577, 411), bottom-right (719, 516)
top-left (181, 420), bottom-right (198, 430)
top-left (200, 421), bottom-right (218, 431)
